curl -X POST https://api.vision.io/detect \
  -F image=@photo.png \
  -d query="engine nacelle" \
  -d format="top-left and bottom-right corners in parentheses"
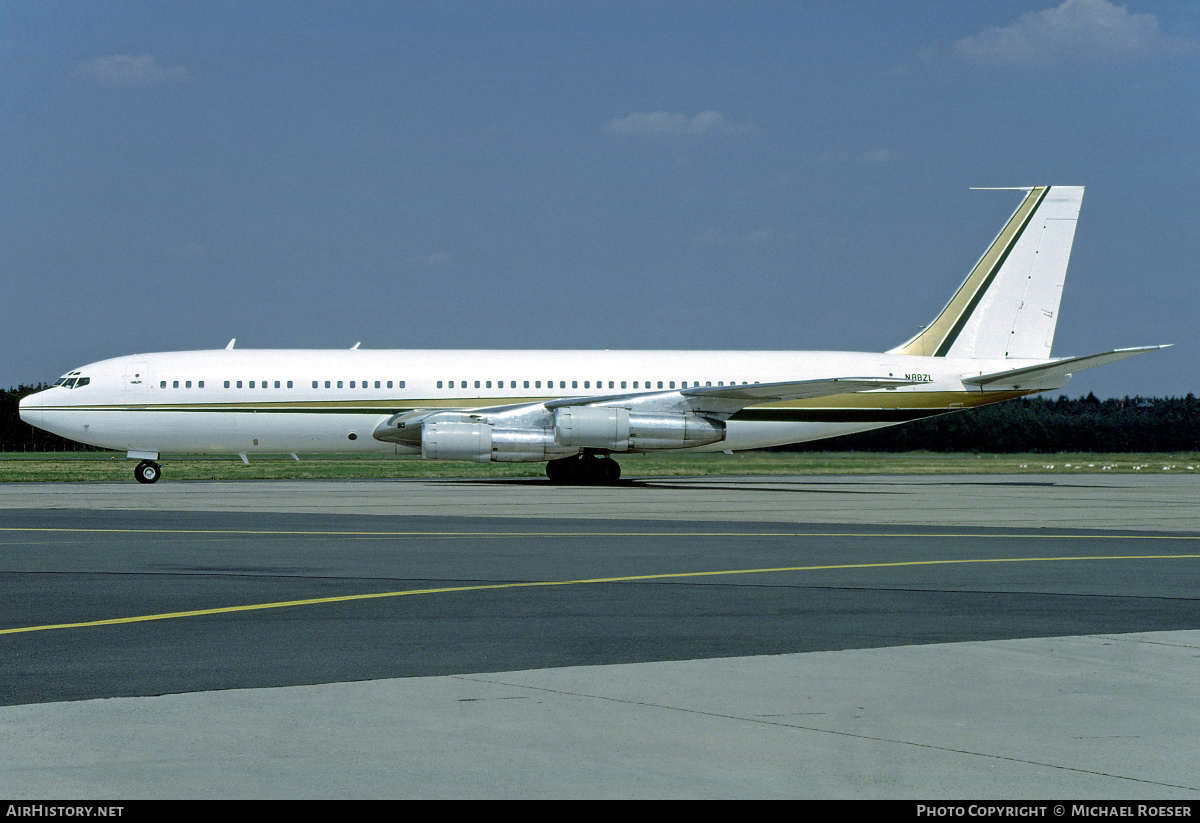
top-left (554, 407), bottom-right (725, 451)
top-left (422, 421), bottom-right (492, 463)
top-left (421, 421), bottom-right (572, 463)
top-left (554, 407), bottom-right (630, 450)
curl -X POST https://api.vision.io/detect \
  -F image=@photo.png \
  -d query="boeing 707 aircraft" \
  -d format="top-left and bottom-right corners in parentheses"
top-left (20, 186), bottom-right (1166, 484)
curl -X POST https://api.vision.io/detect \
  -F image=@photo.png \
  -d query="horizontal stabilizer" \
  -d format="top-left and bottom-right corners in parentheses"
top-left (961, 346), bottom-right (1169, 390)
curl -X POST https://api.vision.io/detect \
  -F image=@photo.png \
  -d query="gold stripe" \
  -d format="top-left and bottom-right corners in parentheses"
top-left (28, 390), bottom-right (1031, 415)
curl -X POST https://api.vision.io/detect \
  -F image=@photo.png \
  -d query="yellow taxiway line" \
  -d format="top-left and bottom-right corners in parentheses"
top-left (3, 552), bottom-right (1198, 636)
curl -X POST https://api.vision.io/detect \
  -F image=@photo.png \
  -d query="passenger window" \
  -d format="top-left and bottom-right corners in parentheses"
top-left (237, 381), bottom-right (243, 388)
top-left (312, 381), bottom-right (318, 389)
top-left (375, 381), bottom-right (380, 389)
top-left (286, 381), bottom-right (292, 388)
top-left (657, 381), bottom-right (663, 389)
top-left (669, 381), bottom-right (675, 388)
top-left (437, 381), bottom-right (443, 389)
top-left (608, 381), bottom-right (614, 389)
top-left (572, 381), bottom-right (578, 389)
top-left (173, 381), bottom-right (179, 388)
top-left (186, 381), bottom-right (192, 388)
top-left (398, 380), bottom-right (405, 388)
top-left (324, 381), bottom-right (330, 388)
top-left (486, 381), bottom-right (492, 388)
top-left (633, 381), bottom-right (638, 388)
top-left (475, 380), bottom-right (480, 388)
top-left (584, 381), bottom-right (589, 389)
top-left (337, 381), bottom-right (343, 388)
top-left (621, 381), bottom-right (627, 389)
top-left (274, 381), bottom-right (281, 388)
top-left (162, 381), bottom-right (168, 389)
top-left (349, 381), bottom-right (355, 388)
top-left (525, 381), bottom-right (530, 389)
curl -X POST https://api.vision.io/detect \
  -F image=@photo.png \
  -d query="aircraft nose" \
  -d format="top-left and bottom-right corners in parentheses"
top-left (18, 389), bottom-right (50, 426)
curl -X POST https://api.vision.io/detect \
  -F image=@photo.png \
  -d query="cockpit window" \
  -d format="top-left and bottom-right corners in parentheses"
top-left (55, 373), bottom-right (90, 389)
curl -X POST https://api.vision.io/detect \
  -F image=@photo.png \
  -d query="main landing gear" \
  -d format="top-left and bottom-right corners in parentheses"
top-left (134, 460), bottom-right (162, 484)
top-left (545, 454), bottom-right (621, 485)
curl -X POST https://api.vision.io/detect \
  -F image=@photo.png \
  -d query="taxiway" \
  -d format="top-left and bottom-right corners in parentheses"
top-left (1, 475), bottom-right (1197, 798)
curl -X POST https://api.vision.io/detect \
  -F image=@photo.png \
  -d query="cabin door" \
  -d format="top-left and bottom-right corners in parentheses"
top-left (121, 361), bottom-right (150, 406)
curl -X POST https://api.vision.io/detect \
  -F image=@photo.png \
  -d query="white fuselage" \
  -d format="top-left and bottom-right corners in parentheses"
top-left (19, 348), bottom-right (1044, 459)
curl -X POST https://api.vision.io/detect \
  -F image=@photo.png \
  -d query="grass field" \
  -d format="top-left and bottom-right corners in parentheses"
top-left (2, 451), bottom-right (1199, 482)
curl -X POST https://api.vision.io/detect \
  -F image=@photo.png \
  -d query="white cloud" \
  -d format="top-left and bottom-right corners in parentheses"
top-left (953, 0), bottom-right (1196, 65)
top-left (75, 55), bottom-right (190, 88)
top-left (605, 110), bottom-right (755, 137)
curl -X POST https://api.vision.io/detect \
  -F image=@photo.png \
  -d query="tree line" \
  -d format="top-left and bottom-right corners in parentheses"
top-left (3, 384), bottom-right (1199, 453)
top-left (783, 394), bottom-right (1200, 453)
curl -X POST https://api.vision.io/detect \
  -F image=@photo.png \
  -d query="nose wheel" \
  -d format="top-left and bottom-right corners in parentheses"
top-left (134, 460), bottom-right (162, 484)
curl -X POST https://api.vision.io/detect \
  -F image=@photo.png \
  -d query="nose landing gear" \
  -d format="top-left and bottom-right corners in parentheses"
top-left (134, 460), bottom-right (162, 484)
top-left (545, 454), bottom-right (621, 485)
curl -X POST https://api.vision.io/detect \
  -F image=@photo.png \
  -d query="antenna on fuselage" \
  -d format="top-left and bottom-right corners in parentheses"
top-left (351, 342), bottom-right (361, 350)
top-left (225, 339), bottom-right (236, 350)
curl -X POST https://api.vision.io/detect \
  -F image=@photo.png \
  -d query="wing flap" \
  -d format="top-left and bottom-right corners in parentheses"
top-left (681, 377), bottom-right (924, 403)
top-left (546, 376), bottom-right (926, 417)
top-left (680, 377), bottom-right (928, 415)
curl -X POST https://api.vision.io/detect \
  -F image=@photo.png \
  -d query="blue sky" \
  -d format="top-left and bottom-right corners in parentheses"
top-left (2, 0), bottom-right (1197, 397)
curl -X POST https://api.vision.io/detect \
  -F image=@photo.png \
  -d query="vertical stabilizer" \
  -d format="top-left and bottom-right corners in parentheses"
top-left (891, 186), bottom-right (1084, 359)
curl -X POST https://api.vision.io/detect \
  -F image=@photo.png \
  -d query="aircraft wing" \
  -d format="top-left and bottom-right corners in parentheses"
top-left (545, 376), bottom-right (926, 417)
top-left (377, 376), bottom-right (927, 445)
top-left (961, 346), bottom-right (1170, 390)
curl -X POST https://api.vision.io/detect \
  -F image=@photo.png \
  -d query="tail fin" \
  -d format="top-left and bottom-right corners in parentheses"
top-left (890, 186), bottom-right (1084, 360)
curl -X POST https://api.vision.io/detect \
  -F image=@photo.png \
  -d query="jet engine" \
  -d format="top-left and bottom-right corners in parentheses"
top-left (375, 406), bottom-right (726, 463)
top-left (553, 406), bottom-right (724, 451)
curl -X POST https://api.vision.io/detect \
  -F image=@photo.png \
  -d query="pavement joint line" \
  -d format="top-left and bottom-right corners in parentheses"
top-left (4, 527), bottom-right (1200, 540)
top-left (3, 553), bottom-right (1198, 636)
top-left (453, 673), bottom-right (1200, 793)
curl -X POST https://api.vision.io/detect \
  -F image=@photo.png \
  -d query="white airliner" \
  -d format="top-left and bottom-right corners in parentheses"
top-left (20, 186), bottom-right (1165, 485)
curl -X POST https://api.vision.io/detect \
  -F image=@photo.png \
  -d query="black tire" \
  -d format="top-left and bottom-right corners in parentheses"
top-left (545, 457), bottom-right (577, 484)
top-left (598, 458), bottom-right (621, 484)
top-left (134, 461), bottom-right (161, 484)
